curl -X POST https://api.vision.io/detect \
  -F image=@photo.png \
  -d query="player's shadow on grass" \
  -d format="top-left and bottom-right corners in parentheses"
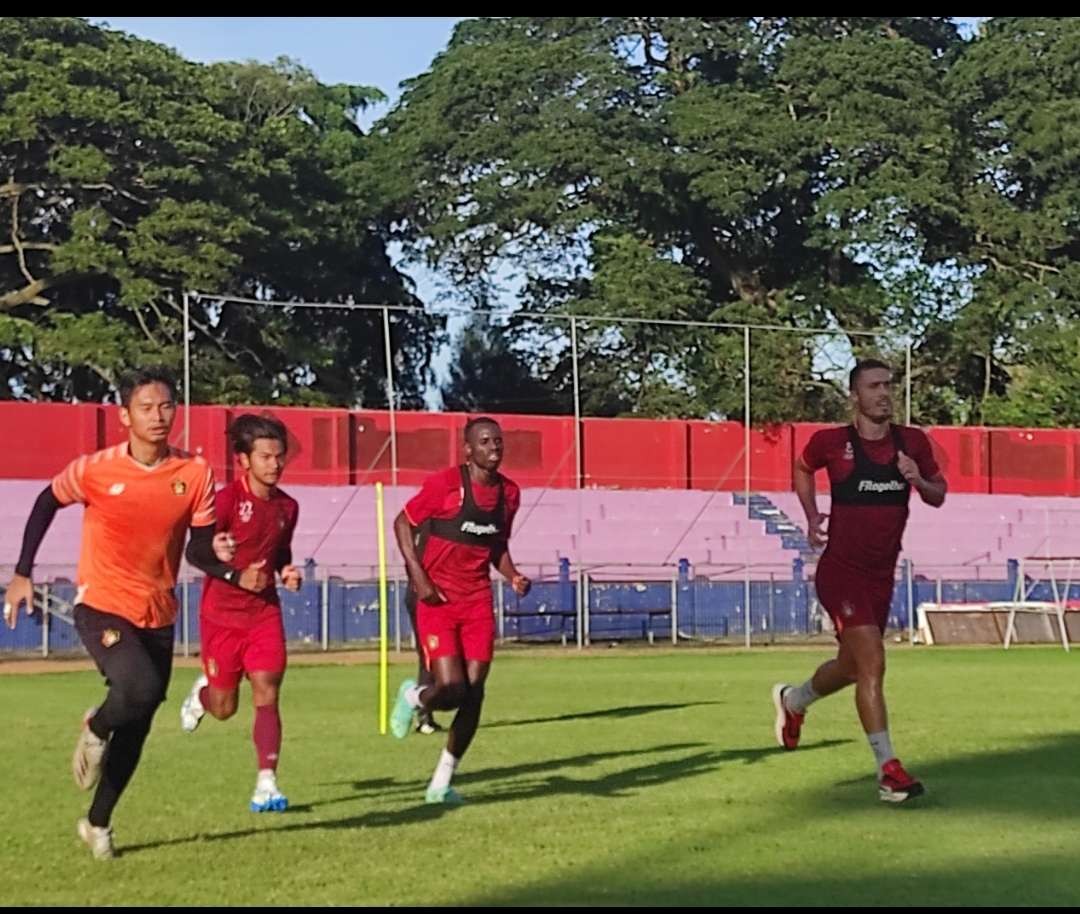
top-left (122, 738), bottom-right (853, 855)
top-left (312, 744), bottom-right (708, 807)
top-left (314, 737), bottom-right (852, 808)
top-left (120, 803), bottom-right (452, 854)
top-left (821, 731), bottom-right (1080, 817)
top-left (484, 700), bottom-right (725, 728)
top-left (457, 738), bottom-right (851, 805)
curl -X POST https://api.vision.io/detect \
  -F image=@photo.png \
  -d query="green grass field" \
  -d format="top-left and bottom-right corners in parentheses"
top-left (3, 645), bottom-right (1079, 906)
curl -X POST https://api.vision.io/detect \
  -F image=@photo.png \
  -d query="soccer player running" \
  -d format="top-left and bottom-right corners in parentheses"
top-left (2, 368), bottom-right (249, 859)
top-left (773, 359), bottom-right (947, 803)
top-left (389, 417), bottom-right (530, 804)
top-left (179, 415), bottom-right (301, 813)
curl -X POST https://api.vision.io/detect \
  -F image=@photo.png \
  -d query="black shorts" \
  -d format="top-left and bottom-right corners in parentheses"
top-left (74, 603), bottom-right (175, 704)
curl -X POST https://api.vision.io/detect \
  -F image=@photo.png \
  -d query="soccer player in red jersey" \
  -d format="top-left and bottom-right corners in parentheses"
top-left (773, 360), bottom-right (947, 803)
top-left (389, 417), bottom-right (531, 804)
top-left (179, 415), bottom-right (301, 813)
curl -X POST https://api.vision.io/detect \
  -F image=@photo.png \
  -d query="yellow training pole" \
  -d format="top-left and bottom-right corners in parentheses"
top-left (376, 482), bottom-right (389, 734)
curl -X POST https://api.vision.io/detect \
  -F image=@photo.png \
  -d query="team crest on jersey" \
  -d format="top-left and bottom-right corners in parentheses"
top-left (841, 600), bottom-right (855, 618)
top-left (842, 441), bottom-right (854, 461)
top-left (207, 658), bottom-right (218, 678)
top-left (427, 634), bottom-right (440, 651)
top-left (239, 500), bottom-right (254, 523)
top-left (172, 479), bottom-right (187, 496)
top-left (101, 629), bottom-right (121, 648)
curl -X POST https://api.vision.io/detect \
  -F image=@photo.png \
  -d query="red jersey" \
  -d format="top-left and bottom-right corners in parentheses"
top-left (802, 424), bottom-right (940, 578)
top-left (200, 475), bottom-right (299, 628)
top-left (404, 466), bottom-right (521, 602)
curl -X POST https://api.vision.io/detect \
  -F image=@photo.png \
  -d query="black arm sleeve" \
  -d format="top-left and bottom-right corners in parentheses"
top-left (16, 486), bottom-right (62, 578)
top-left (185, 524), bottom-right (235, 582)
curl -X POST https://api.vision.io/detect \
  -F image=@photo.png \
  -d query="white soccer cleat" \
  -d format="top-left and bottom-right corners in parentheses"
top-left (72, 708), bottom-right (108, 791)
top-left (180, 674), bottom-right (208, 733)
top-left (77, 817), bottom-right (115, 860)
top-left (250, 772), bottom-right (288, 813)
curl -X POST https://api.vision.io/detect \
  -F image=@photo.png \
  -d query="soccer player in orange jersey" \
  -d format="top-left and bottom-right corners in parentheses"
top-left (3, 368), bottom-right (263, 859)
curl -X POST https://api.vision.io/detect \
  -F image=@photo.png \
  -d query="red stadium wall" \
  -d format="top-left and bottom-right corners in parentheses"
top-left (2, 402), bottom-right (1077, 496)
top-left (987, 428), bottom-right (1080, 497)
top-left (581, 417), bottom-right (688, 489)
top-left (924, 426), bottom-right (991, 495)
top-left (688, 421), bottom-right (792, 491)
top-left (0, 402), bottom-right (100, 479)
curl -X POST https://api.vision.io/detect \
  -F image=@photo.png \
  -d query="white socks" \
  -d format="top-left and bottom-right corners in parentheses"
top-left (783, 680), bottom-right (820, 715)
top-left (867, 730), bottom-right (895, 771)
top-left (406, 685), bottom-right (427, 709)
top-left (428, 749), bottom-right (459, 792)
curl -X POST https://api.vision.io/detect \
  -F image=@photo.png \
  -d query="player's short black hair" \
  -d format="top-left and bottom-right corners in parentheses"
top-left (849, 359), bottom-right (892, 391)
top-left (118, 366), bottom-right (178, 407)
top-left (229, 413), bottom-right (288, 456)
top-left (464, 416), bottom-right (501, 443)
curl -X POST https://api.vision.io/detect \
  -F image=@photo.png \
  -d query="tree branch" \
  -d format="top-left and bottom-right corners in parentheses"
top-left (146, 298), bottom-right (177, 343)
top-left (163, 294), bottom-right (269, 372)
top-left (0, 181), bottom-right (37, 200)
top-left (10, 194), bottom-right (36, 285)
top-left (79, 182), bottom-right (151, 207)
top-left (131, 304), bottom-right (161, 349)
top-left (0, 243), bottom-right (57, 255)
top-left (0, 277), bottom-right (53, 310)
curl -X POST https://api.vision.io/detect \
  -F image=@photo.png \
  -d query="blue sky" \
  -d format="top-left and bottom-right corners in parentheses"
top-left (89, 17), bottom-right (465, 126)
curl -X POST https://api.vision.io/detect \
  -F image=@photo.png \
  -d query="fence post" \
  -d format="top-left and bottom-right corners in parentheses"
top-left (560, 558), bottom-right (578, 649)
top-left (792, 557), bottom-right (806, 635)
top-left (183, 291), bottom-right (191, 452)
top-left (905, 559), bottom-right (915, 642)
top-left (583, 570), bottom-right (591, 647)
top-left (182, 578), bottom-right (190, 658)
top-left (743, 325), bottom-right (752, 649)
top-left (768, 572), bottom-right (776, 644)
top-left (1007, 558), bottom-right (1020, 602)
top-left (670, 571), bottom-right (678, 645)
top-left (394, 577), bottom-right (402, 653)
top-left (382, 307), bottom-right (399, 487)
top-left (678, 558), bottom-right (691, 638)
top-left (321, 574), bottom-right (329, 652)
top-left (497, 580), bottom-right (505, 644)
top-left (41, 583), bottom-right (50, 658)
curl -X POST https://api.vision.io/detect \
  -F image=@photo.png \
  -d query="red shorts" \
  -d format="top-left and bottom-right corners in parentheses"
top-left (814, 559), bottom-right (896, 637)
top-left (200, 614), bottom-right (287, 691)
top-left (416, 596), bottom-right (495, 668)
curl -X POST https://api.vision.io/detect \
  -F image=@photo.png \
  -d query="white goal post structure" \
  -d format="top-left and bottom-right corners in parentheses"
top-left (1002, 555), bottom-right (1077, 652)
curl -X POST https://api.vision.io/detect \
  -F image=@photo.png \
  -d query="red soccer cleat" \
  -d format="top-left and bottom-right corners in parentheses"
top-left (772, 683), bottom-right (804, 750)
top-left (878, 758), bottom-right (925, 803)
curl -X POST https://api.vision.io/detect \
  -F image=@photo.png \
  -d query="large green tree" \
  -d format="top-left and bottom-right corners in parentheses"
top-left (376, 17), bottom-right (966, 421)
top-left (929, 17), bottom-right (1080, 426)
top-left (0, 17), bottom-right (433, 406)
